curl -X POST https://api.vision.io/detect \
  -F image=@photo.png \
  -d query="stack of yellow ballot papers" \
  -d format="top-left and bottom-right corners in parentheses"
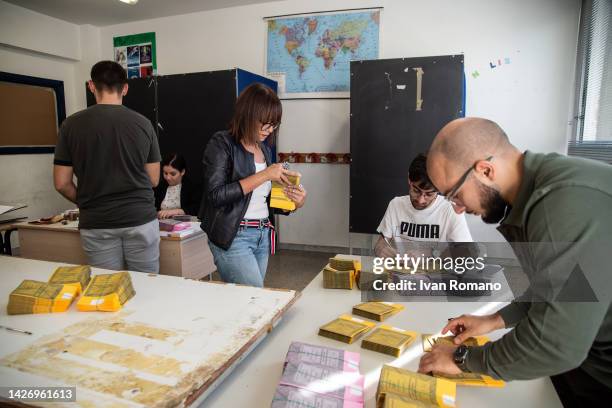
top-left (352, 302), bottom-right (404, 321)
top-left (329, 256), bottom-right (362, 272)
top-left (361, 325), bottom-right (418, 357)
top-left (77, 271), bottom-right (135, 312)
top-left (323, 264), bottom-right (355, 289)
top-left (376, 365), bottom-right (456, 408)
top-left (48, 265), bottom-right (91, 295)
top-left (270, 174), bottom-right (300, 211)
top-left (7, 280), bottom-right (78, 315)
top-left (319, 314), bottom-right (376, 344)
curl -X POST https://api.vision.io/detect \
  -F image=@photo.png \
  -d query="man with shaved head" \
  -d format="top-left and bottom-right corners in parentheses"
top-left (419, 117), bottom-right (612, 405)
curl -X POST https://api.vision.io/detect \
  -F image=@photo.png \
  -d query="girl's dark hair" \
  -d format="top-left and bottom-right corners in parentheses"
top-left (161, 153), bottom-right (187, 172)
top-left (90, 60), bottom-right (127, 94)
top-left (409, 153), bottom-right (435, 191)
top-left (229, 83), bottom-right (282, 145)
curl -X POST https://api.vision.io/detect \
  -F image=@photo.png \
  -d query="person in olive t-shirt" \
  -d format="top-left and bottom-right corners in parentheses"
top-left (53, 60), bottom-right (161, 273)
top-left (419, 117), bottom-right (612, 407)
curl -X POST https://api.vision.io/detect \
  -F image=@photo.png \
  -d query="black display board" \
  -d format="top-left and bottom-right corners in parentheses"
top-left (350, 55), bottom-right (465, 234)
top-left (157, 70), bottom-right (236, 186)
top-left (86, 69), bottom-right (276, 189)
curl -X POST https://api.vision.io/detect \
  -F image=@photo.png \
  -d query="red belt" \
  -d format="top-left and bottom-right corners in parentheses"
top-left (239, 219), bottom-right (276, 255)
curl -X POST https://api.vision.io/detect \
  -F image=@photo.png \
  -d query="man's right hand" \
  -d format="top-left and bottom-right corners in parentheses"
top-left (442, 313), bottom-right (506, 345)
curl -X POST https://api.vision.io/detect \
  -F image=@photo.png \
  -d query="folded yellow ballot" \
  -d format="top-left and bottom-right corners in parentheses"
top-left (422, 334), bottom-right (489, 352)
top-left (48, 265), bottom-right (91, 295)
top-left (270, 174), bottom-right (300, 211)
top-left (434, 372), bottom-right (505, 388)
top-left (353, 302), bottom-right (404, 321)
top-left (7, 280), bottom-right (77, 315)
top-left (318, 314), bottom-right (376, 344)
top-left (77, 272), bottom-right (135, 312)
top-left (361, 325), bottom-right (418, 357)
top-left (377, 365), bottom-right (456, 408)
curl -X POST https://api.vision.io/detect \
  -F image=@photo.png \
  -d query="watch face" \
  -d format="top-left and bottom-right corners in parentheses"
top-left (454, 345), bottom-right (469, 364)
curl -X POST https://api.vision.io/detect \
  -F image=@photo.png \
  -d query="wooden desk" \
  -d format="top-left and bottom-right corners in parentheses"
top-left (205, 255), bottom-right (563, 408)
top-left (15, 221), bottom-right (215, 280)
top-left (0, 256), bottom-right (299, 407)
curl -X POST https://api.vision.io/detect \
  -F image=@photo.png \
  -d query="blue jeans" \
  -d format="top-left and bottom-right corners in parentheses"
top-left (209, 226), bottom-right (270, 287)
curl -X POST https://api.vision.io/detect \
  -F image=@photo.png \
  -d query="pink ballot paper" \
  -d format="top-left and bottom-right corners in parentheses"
top-left (285, 341), bottom-right (360, 373)
top-left (271, 384), bottom-right (363, 408)
top-left (280, 361), bottom-right (365, 403)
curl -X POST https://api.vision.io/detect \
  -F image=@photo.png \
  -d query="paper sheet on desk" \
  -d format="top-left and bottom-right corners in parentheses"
top-left (0, 204), bottom-right (26, 215)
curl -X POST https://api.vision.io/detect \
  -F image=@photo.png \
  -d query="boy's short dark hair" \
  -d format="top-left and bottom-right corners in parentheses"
top-left (408, 153), bottom-right (436, 191)
top-left (90, 60), bottom-right (127, 94)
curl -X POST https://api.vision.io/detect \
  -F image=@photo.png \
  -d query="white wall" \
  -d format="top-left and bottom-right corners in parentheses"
top-left (99, 0), bottom-right (581, 247)
top-left (2, 0), bottom-right (581, 249)
top-left (0, 0), bottom-right (99, 221)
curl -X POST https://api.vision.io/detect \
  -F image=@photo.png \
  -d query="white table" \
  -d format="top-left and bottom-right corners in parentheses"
top-left (205, 259), bottom-right (563, 408)
top-left (0, 256), bottom-right (298, 407)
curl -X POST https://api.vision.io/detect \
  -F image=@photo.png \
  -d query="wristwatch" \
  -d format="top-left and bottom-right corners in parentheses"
top-left (453, 345), bottom-right (471, 372)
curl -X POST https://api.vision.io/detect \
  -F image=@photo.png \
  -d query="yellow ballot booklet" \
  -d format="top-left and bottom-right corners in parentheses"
top-left (318, 314), bottom-right (376, 344)
top-left (421, 333), bottom-right (489, 352)
top-left (77, 271), bottom-right (135, 312)
top-left (48, 265), bottom-right (91, 295)
top-left (434, 372), bottom-right (505, 388)
top-left (377, 365), bottom-right (456, 408)
top-left (270, 174), bottom-right (300, 211)
top-left (362, 325), bottom-right (418, 357)
top-left (353, 301), bottom-right (404, 321)
top-left (422, 334), bottom-right (505, 388)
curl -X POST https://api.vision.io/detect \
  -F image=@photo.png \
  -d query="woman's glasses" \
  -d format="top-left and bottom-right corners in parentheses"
top-left (261, 122), bottom-right (280, 132)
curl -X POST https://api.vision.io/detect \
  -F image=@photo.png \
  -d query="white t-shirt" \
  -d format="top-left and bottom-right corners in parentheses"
top-left (243, 161), bottom-right (271, 220)
top-left (160, 184), bottom-right (181, 210)
top-left (377, 195), bottom-right (472, 242)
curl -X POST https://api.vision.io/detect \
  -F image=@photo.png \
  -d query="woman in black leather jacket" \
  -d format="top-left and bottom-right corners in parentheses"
top-left (199, 83), bottom-right (306, 287)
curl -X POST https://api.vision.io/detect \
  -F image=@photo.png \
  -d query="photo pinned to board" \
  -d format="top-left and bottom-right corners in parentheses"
top-left (127, 46), bottom-right (140, 66)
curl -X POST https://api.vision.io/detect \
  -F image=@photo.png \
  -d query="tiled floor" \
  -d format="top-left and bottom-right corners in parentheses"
top-left (209, 249), bottom-right (330, 292)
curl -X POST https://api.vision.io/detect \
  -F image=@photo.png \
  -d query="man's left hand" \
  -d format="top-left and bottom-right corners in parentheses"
top-left (418, 344), bottom-right (462, 375)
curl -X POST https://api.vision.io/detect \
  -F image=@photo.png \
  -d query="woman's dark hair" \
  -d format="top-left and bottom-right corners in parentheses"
top-left (229, 83), bottom-right (282, 145)
top-left (161, 153), bottom-right (187, 172)
top-left (408, 153), bottom-right (436, 191)
top-left (90, 60), bottom-right (127, 94)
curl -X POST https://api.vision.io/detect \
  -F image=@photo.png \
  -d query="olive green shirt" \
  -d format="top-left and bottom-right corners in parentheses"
top-left (465, 151), bottom-right (612, 388)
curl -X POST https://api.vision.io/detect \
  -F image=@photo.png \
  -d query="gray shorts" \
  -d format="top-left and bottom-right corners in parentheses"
top-left (80, 219), bottom-right (160, 273)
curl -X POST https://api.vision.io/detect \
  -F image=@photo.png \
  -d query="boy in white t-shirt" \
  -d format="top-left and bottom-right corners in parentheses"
top-left (375, 154), bottom-right (472, 257)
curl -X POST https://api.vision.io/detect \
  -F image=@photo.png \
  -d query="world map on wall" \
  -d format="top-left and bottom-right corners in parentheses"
top-left (266, 11), bottom-right (380, 96)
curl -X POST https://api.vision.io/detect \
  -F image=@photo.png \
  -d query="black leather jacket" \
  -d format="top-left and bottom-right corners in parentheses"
top-left (199, 130), bottom-right (284, 250)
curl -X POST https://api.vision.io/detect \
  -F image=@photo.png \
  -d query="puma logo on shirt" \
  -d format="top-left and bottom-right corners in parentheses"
top-left (400, 222), bottom-right (440, 239)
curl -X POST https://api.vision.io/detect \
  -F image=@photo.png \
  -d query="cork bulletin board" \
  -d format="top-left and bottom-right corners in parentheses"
top-left (0, 72), bottom-right (66, 154)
